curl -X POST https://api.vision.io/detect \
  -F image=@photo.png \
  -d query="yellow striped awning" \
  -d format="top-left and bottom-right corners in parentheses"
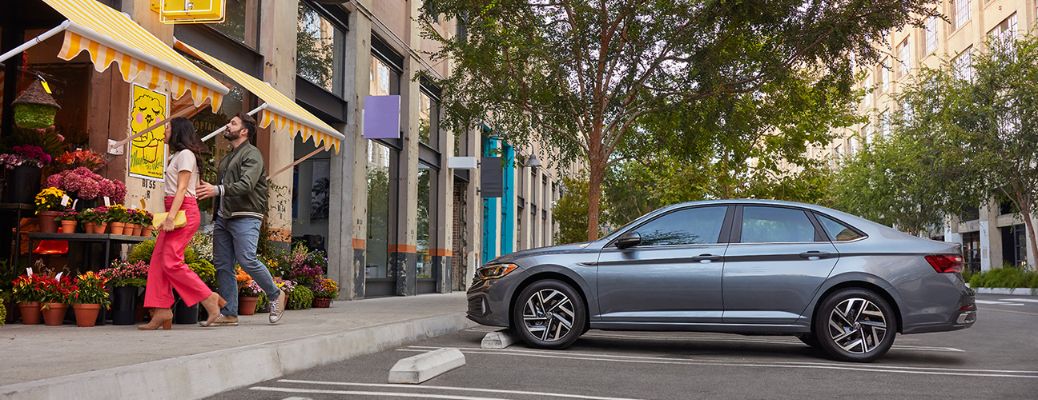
top-left (175, 41), bottom-right (344, 153)
top-left (43, 0), bottom-right (227, 111)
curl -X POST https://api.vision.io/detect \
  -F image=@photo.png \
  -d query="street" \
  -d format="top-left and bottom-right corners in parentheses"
top-left (212, 293), bottom-right (1038, 400)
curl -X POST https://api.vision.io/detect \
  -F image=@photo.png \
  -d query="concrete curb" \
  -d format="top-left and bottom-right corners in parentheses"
top-left (388, 348), bottom-right (466, 384)
top-left (971, 287), bottom-right (1038, 295)
top-left (0, 313), bottom-right (473, 400)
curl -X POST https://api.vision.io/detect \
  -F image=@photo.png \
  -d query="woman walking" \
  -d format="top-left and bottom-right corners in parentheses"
top-left (139, 117), bottom-right (225, 330)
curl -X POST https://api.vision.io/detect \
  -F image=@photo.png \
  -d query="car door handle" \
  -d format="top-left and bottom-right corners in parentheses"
top-left (691, 254), bottom-right (722, 263)
top-left (799, 251), bottom-right (832, 260)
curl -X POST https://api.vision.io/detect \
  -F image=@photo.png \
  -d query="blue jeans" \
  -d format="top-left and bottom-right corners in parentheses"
top-left (214, 215), bottom-right (279, 316)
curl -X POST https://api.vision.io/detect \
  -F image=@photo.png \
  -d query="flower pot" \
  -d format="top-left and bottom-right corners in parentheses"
top-left (143, 226), bottom-right (155, 237)
top-left (38, 211), bottom-right (61, 234)
top-left (111, 286), bottom-right (139, 325)
top-left (60, 220), bottom-right (77, 234)
top-left (2, 165), bottom-right (42, 204)
top-left (18, 302), bottom-right (41, 325)
top-left (238, 295), bottom-right (259, 315)
top-left (41, 303), bottom-right (67, 326)
top-left (73, 304), bottom-right (101, 327)
top-left (173, 299), bottom-right (199, 324)
top-left (125, 223), bottom-right (139, 236)
top-left (109, 222), bottom-right (125, 235)
top-left (93, 222), bottom-right (108, 234)
top-left (312, 297), bottom-right (332, 308)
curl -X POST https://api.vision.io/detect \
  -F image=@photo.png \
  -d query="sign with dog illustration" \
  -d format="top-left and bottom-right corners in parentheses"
top-left (128, 84), bottom-right (169, 180)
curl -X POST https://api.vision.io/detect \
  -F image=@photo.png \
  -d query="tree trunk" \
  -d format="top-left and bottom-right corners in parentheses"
top-left (587, 156), bottom-right (605, 241)
top-left (1017, 193), bottom-right (1038, 270)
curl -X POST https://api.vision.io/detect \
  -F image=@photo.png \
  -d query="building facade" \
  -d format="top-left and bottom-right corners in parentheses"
top-left (816, 0), bottom-right (1038, 271)
top-left (0, 0), bottom-right (571, 299)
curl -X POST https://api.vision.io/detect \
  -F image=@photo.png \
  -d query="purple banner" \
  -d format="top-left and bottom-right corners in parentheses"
top-left (363, 95), bottom-right (401, 139)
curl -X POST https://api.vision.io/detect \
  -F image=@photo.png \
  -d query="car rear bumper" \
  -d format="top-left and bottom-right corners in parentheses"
top-left (902, 285), bottom-right (976, 334)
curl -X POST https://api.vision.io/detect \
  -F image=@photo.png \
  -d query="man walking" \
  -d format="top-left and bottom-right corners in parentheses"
top-left (197, 113), bottom-right (286, 325)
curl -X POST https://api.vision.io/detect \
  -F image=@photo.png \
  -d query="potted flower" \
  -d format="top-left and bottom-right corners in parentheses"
top-left (99, 260), bottom-right (148, 325)
top-left (40, 275), bottom-right (74, 326)
top-left (34, 187), bottom-right (66, 233)
top-left (138, 210), bottom-right (155, 236)
top-left (45, 167), bottom-right (126, 208)
top-left (235, 266), bottom-right (261, 315)
top-left (55, 209), bottom-right (78, 234)
top-left (52, 148), bottom-right (106, 172)
top-left (107, 204), bottom-right (129, 235)
top-left (1, 144), bottom-right (51, 204)
top-left (79, 207), bottom-right (109, 234)
top-left (71, 271), bottom-right (110, 327)
top-left (11, 274), bottom-right (47, 324)
top-left (311, 277), bottom-right (339, 308)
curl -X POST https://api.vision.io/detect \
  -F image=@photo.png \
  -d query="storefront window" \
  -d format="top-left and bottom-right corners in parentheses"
top-left (417, 163), bottom-right (437, 279)
top-left (291, 134), bottom-right (331, 252)
top-left (418, 90), bottom-right (438, 148)
top-left (297, 1), bottom-right (343, 95)
top-left (370, 56), bottom-right (400, 96)
top-left (366, 142), bottom-right (392, 279)
top-left (209, 0), bottom-right (250, 45)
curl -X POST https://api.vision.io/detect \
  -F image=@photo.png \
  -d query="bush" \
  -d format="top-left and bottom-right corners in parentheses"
top-left (128, 240), bottom-right (155, 264)
top-left (968, 266), bottom-right (1038, 289)
top-left (287, 285), bottom-right (313, 310)
top-left (188, 259), bottom-right (217, 288)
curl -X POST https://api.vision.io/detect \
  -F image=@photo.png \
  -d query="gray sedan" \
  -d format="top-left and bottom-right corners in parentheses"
top-left (467, 200), bottom-right (976, 362)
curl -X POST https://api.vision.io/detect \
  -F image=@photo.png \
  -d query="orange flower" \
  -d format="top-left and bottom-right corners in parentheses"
top-left (235, 266), bottom-right (252, 284)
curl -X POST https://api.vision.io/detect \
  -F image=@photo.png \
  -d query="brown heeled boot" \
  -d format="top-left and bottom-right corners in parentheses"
top-left (138, 308), bottom-right (173, 330)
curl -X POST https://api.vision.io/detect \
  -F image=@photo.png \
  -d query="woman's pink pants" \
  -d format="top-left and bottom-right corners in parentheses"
top-left (143, 196), bottom-right (212, 308)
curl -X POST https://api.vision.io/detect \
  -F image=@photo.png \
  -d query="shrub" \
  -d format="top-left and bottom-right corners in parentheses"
top-left (188, 259), bottom-right (217, 288)
top-left (72, 271), bottom-right (110, 307)
top-left (968, 266), bottom-right (1038, 289)
top-left (128, 240), bottom-right (155, 264)
top-left (287, 285), bottom-right (313, 310)
top-left (98, 260), bottom-right (149, 287)
top-left (311, 278), bottom-right (339, 299)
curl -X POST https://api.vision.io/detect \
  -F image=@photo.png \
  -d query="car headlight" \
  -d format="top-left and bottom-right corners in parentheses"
top-left (476, 263), bottom-right (518, 280)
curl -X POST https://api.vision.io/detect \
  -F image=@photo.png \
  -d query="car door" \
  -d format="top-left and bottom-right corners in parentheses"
top-left (595, 205), bottom-right (732, 323)
top-left (722, 205), bottom-right (839, 324)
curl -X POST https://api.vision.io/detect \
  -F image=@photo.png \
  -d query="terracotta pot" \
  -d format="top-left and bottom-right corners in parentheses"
top-left (18, 302), bottom-right (41, 325)
top-left (128, 224), bottom-right (141, 236)
top-left (60, 220), bottom-right (77, 234)
top-left (41, 303), bottom-right (67, 326)
top-left (38, 211), bottom-right (61, 233)
top-left (95, 222), bottom-right (108, 234)
top-left (143, 226), bottom-right (155, 237)
top-left (312, 297), bottom-right (332, 308)
top-left (238, 295), bottom-right (259, 315)
top-left (73, 304), bottom-right (102, 327)
top-left (109, 222), bottom-right (125, 235)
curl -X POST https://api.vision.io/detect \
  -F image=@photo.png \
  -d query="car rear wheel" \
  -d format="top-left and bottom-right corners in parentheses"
top-left (813, 288), bottom-right (896, 362)
top-left (512, 280), bottom-right (586, 349)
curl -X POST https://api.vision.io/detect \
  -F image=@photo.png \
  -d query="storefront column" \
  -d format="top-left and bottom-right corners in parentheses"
top-left (979, 198), bottom-right (1003, 271)
top-left (465, 127), bottom-right (483, 279)
top-left (257, 0), bottom-right (299, 246)
top-left (519, 164), bottom-right (532, 250)
top-left (435, 119), bottom-right (454, 294)
top-left (392, 0), bottom-right (422, 296)
top-left (943, 215), bottom-right (962, 245)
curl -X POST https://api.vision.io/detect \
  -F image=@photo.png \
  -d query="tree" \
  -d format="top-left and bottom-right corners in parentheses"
top-left (422, 0), bottom-right (937, 240)
top-left (553, 175), bottom-right (600, 244)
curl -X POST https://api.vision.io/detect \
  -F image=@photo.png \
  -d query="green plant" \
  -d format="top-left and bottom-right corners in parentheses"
top-left (11, 274), bottom-right (48, 303)
top-left (128, 240), bottom-right (156, 264)
top-left (286, 284), bottom-right (313, 310)
top-left (106, 204), bottom-right (130, 223)
top-left (14, 103), bottom-right (57, 129)
top-left (311, 277), bottom-right (338, 299)
top-left (188, 259), bottom-right (216, 288)
top-left (968, 266), bottom-right (1038, 290)
top-left (0, 293), bottom-right (6, 326)
top-left (54, 209), bottom-right (78, 222)
top-left (72, 271), bottom-right (110, 307)
top-left (34, 187), bottom-right (66, 214)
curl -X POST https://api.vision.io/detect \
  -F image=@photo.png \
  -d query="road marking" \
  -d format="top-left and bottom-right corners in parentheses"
top-left (400, 347), bottom-right (1038, 379)
top-left (252, 386), bottom-right (508, 400)
top-left (578, 332), bottom-right (964, 352)
top-left (975, 300), bottom-right (1024, 305)
top-left (276, 380), bottom-right (648, 400)
top-left (999, 298), bottom-right (1038, 303)
top-left (978, 307), bottom-right (1038, 316)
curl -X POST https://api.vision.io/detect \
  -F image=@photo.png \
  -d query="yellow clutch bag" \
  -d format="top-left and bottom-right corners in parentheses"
top-left (151, 211), bottom-right (187, 229)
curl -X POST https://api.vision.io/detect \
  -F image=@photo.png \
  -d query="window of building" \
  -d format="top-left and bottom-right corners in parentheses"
top-left (816, 214), bottom-right (864, 242)
top-left (880, 110), bottom-right (890, 138)
top-left (740, 206), bottom-right (818, 243)
top-left (628, 206), bottom-right (728, 247)
top-left (366, 142), bottom-right (392, 280)
top-left (897, 39), bottom-right (911, 78)
top-left (953, 47), bottom-right (973, 82)
top-left (864, 123), bottom-right (874, 145)
top-left (880, 59), bottom-right (890, 92)
top-left (848, 136), bottom-right (858, 156)
top-left (954, 0), bottom-right (970, 30)
top-left (863, 75), bottom-right (873, 107)
top-left (419, 89), bottom-right (439, 149)
top-left (1001, 224), bottom-right (1028, 267)
top-left (925, 16), bottom-right (938, 54)
top-left (297, 1), bottom-right (344, 95)
top-left (208, 0), bottom-right (255, 47)
top-left (833, 144), bottom-right (842, 159)
top-left (961, 231), bottom-right (981, 273)
top-left (416, 163), bottom-right (438, 279)
top-left (901, 99), bottom-right (914, 124)
top-left (988, 13), bottom-right (1018, 49)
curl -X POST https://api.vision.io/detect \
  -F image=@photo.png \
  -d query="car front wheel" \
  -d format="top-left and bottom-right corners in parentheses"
top-left (511, 280), bottom-right (587, 349)
top-left (813, 288), bottom-right (897, 362)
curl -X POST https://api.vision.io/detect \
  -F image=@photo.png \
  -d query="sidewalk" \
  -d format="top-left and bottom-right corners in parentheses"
top-left (0, 293), bottom-right (472, 400)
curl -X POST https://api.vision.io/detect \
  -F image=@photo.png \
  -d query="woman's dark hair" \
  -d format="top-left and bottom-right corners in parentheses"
top-left (167, 117), bottom-right (208, 171)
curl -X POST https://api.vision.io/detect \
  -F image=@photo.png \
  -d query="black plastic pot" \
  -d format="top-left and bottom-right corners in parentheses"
top-left (173, 298), bottom-right (198, 324)
top-left (111, 286), bottom-right (139, 325)
top-left (2, 165), bottom-right (41, 204)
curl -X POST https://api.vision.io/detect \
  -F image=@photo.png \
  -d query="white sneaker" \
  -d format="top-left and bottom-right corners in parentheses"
top-left (269, 289), bottom-right (287, 324)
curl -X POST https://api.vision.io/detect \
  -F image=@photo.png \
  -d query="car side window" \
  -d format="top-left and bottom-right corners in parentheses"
top-left (816, 214), bottom-right (865, 241)
top-left (631, 206), bottom-right (727, 246)
top-left (740, 206), bottom-right (817, 243)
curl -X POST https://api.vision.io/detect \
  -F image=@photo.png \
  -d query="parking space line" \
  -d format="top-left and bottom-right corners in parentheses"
top-left (577, 332), bottom-right (964, 352)
top-left (977, 307), bottom-right (1038, 316)
top-left (275, 379), bottom-right (649, 400)
top-left (251, 386), bottom-right (508, 400)
top-left (397, 347), bottom-right (1038, 379)
top-left (1000, 298), bottom-right (1038, 303)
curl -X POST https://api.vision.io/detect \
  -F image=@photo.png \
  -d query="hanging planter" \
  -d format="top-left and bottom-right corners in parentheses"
top-left (12, 79), bottom-right (61, 129)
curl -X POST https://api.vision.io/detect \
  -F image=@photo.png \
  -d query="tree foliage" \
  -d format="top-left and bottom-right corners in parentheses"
top-left (422, 0), bottom-right (938, 240)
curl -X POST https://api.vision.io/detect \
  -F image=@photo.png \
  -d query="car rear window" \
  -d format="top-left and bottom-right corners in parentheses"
top-left (816, 214), bottom-right (865, 241)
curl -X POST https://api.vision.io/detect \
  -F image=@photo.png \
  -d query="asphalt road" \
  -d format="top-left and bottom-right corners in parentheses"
top-left (212, 293), bottom-right (1038, 400)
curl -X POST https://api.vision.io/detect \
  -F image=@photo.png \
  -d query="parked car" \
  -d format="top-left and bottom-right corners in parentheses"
top-left (467, 199), bottom-right (976, 362)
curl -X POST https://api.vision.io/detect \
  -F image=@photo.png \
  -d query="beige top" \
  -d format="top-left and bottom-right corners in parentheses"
top-left (164, 150), bottom-right (198, 197)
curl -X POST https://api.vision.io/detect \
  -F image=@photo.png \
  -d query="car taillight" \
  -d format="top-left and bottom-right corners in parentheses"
top-left (925, 254), bottom-right (963, 273)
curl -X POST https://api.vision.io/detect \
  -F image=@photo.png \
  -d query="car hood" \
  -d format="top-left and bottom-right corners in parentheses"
top-left (488, 242), bottom-right (594, 265)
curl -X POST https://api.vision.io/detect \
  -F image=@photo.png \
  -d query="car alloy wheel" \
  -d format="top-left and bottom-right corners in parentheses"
top-left (512, 279), bottom-right (586, 349)
top-left (813, 288), bottom-right (896, 362)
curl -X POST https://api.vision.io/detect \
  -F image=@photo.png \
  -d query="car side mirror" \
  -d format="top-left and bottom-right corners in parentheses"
top-left (615, 232), bottom-right (641, 249)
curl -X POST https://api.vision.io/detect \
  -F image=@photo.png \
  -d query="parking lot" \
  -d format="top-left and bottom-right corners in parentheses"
top-left (213, 293), bottom-right (1038, 400)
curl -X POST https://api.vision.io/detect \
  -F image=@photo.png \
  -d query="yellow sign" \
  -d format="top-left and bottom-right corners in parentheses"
top-left (152, 0), bottom-right (226, 24)
top-left (128, 84), bottom-right (168, 181)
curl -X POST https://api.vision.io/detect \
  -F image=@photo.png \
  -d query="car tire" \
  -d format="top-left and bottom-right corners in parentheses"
top-left (813, 288), bottom-right (897, 362)
top-left (511, 279), bottom-right (587, 349)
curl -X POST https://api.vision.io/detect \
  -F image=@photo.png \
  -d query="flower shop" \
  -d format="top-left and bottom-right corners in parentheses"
top-left (1, 0), bottom-right (343, 328)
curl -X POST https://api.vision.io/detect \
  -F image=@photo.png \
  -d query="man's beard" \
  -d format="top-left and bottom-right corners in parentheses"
top-left (223, 128), bottom-right (240, 140)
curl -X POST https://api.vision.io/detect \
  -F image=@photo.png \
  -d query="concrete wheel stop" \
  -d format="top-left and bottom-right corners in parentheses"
top-left (387, 348), bottom-right (466, 384)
